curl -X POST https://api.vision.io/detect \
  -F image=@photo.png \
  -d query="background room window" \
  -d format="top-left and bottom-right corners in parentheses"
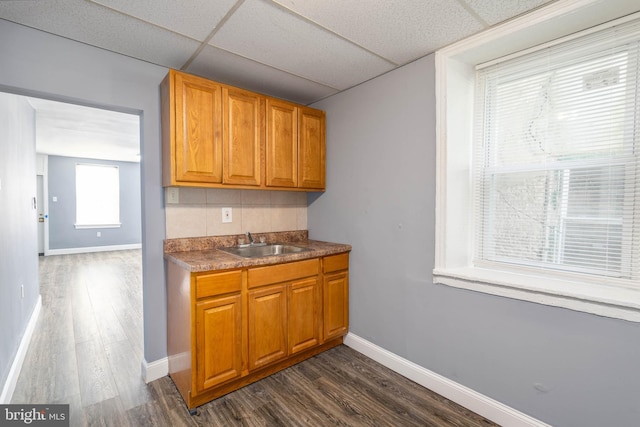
top-left (75, 163), bottom-right (120, 228)
top-left (474, 26), bottom-right (639, 280)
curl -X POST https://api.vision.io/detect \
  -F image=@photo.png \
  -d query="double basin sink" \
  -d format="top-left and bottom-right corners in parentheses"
top-left (218, 243), bottom-right (311, 259)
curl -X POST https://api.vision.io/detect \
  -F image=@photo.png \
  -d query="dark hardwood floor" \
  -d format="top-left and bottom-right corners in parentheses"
top-left (12, 250), bottom-right (498, 427)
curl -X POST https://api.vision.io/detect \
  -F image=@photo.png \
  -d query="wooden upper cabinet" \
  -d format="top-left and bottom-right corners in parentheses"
top-left (298, 107), bottom-right (326, 190)
top-left (223, 87), bottom-right (262, 186)
top-left (162, 70), bottom-right (325, 191)
top-left (267, 101), bottom-right (326, 190)
top-left (163, 70), bottom-right (223, 185)
top-left (266, 98), bottom-right (298, 188)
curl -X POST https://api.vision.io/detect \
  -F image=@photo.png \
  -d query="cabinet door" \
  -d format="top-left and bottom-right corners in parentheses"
top-left (195, 294), bottom-right (242, 392)
top-left (288, 277), bottom-right (319, 354)
top-left (223, 87), bottom-right (262, 186)
top-left (174, 72), bottom-right (223, 183)
top-left (323, 271), bottom-right (349, 341)
top-left (248, 284), bottom-right (287, 370)
top-left (298, 107), bottom-right (326, 190)
top-left (266, 98), bottom-right (297, 188)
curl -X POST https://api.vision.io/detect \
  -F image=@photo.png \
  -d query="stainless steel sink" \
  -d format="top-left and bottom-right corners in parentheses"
top-left (218, 243), bottom-right (311, 259)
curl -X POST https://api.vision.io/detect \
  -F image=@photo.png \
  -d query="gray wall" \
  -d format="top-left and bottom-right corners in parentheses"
top-left (309, 54), bottom-right (640, 427)
top-left (0, 93), bottom-right (39, 389)
top-left (0, 19), bottom-right (168, 363)
top-left (47, 156), bottom-right (142, 250)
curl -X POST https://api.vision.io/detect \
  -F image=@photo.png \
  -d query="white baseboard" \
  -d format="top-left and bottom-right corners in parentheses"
top-left (47, 243), bottom-right (141, 256)
top-left (0, 295), bottom-right (42, 404)
top-left (141, 357), bottom-right (168, 384)
top-left (344, 333), bottom-right (550, 427)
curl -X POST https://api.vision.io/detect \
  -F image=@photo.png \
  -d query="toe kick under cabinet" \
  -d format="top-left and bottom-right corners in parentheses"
top-left (166, 253), bottom-right (349, 410)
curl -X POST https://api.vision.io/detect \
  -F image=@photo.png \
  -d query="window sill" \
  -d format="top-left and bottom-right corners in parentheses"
top-left (74, 223), bottom-right (121, 229)
top-left (433, 266), bottom-right (640, 323)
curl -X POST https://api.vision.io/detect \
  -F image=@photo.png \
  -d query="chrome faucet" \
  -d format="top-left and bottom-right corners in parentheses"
top-left (246, 231), bottom-right (254, 245)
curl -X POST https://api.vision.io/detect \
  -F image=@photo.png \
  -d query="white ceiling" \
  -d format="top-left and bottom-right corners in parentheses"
top-left (1, 0), bottom-right (557, 161)
top-left (26, 97), bottom-right (140, 163)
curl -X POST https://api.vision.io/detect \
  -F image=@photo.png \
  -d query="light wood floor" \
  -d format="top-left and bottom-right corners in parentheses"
top-left (12, 250), bottom-right (498, 427)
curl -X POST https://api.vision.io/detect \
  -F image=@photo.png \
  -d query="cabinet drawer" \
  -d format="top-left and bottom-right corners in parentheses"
top-left (248, 259), bottom-right (319, 289)
top-left (323, 253), bottom-right (349, 273)
top-left (196, 270), bottom-right (242, 299)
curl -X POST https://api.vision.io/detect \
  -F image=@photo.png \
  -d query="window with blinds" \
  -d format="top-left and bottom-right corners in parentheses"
top-left (473, 19), bottom-right (639, 281)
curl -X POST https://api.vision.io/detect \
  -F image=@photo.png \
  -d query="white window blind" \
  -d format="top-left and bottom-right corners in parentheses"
top-left (474, 19), bottom-right (640, 282)
top-left (75, 164), bottom-right (120, 228)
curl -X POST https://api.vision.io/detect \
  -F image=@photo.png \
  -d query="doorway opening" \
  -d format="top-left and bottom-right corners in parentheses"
top-left (1, 91), bottom-right (145, 409)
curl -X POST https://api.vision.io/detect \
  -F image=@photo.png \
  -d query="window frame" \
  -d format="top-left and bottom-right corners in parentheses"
top-left (434, 0), bottom-right (640, 322)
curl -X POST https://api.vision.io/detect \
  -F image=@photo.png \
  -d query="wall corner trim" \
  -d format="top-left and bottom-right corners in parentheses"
top-left (0, 295), bottom-right (42, 404)
top-left (141, 357), bottom-right (168, 384)
top-left (343, 333), bottom-right (551, 427)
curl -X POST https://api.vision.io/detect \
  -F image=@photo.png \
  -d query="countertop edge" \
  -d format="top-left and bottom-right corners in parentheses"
top-left (164, 240), bottom-right (352, 272)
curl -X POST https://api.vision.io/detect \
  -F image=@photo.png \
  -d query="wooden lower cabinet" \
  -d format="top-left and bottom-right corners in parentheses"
top-left (195, 294), bottom-right (242, 391)
top-left (288, 277), bottom-right (319, 354)
top-left (248, 284), bottom-right (287, 370)
top-left (323, 253), bottom-right (350, 341)
top-left (166, 253), bottom-right (349, 411)
top-left (248, 275), bottom-right (320, 368)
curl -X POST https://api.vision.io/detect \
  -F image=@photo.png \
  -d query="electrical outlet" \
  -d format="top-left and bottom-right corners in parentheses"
top-left (167, 187), bottom-right (180, 204)
top-left (97, 231), bottom-right (101, 237)
top-left (222, 207), bottom-right (232, 223)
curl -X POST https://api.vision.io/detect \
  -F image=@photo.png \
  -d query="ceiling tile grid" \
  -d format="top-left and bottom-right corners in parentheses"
top-left (87, 0), bottom-right (238, 41)
top-left (209, 0), bottom-right (396, 90)
top-left (0, 0), bottom-right (588, 162)
top-left (0, 0), bottom-right (200, 69)
top-left (464, 0), bottom-right (555, 26)
top-left (271, 0), bottom-right (485, 65)
top-left (0, 0), bottom-right (563, 104)
top-left (186, 45), bottom-right (339, 105)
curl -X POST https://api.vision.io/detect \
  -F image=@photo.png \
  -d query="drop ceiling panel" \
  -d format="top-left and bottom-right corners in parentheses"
top-left (209, 0), bottom-right (395, 90)
top-left (465, 0), bottom-right (554, 26)
top-left (186, 45), bottom-right (339, 105)
top-left (0, 0), bottom-right (618, 106)
top-left (0, 0), bottom-right (200, 68)
top-left (88, 0), bottom-right (238, 41)
top-left (272, 0), bottom-right (485, 65)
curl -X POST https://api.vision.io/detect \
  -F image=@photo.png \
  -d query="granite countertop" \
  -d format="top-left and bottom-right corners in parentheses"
top-left (164, 231), bottom-right (351, 272)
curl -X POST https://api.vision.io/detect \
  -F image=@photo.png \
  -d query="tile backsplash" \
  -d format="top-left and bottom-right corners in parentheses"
top-left (165, 188), bottom-right (307, 239)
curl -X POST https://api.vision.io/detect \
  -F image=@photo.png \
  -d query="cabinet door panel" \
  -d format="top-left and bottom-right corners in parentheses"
top-left (266, 99), bottom-right (297, 187)
top-left (298, 107), bottom-right (325, 189)
top-left (323, 271), bottom-right (349, 341)
top-left (288, 277), bottom-right (319, 354)
top-left (195, 294), bottom-right (242, 392)
top-left (248, 284), bottom-right (287, 370)
top-left (223, 87), bottom-right (262, 186)
top-left (175, 72), bottom-right (223, 183)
